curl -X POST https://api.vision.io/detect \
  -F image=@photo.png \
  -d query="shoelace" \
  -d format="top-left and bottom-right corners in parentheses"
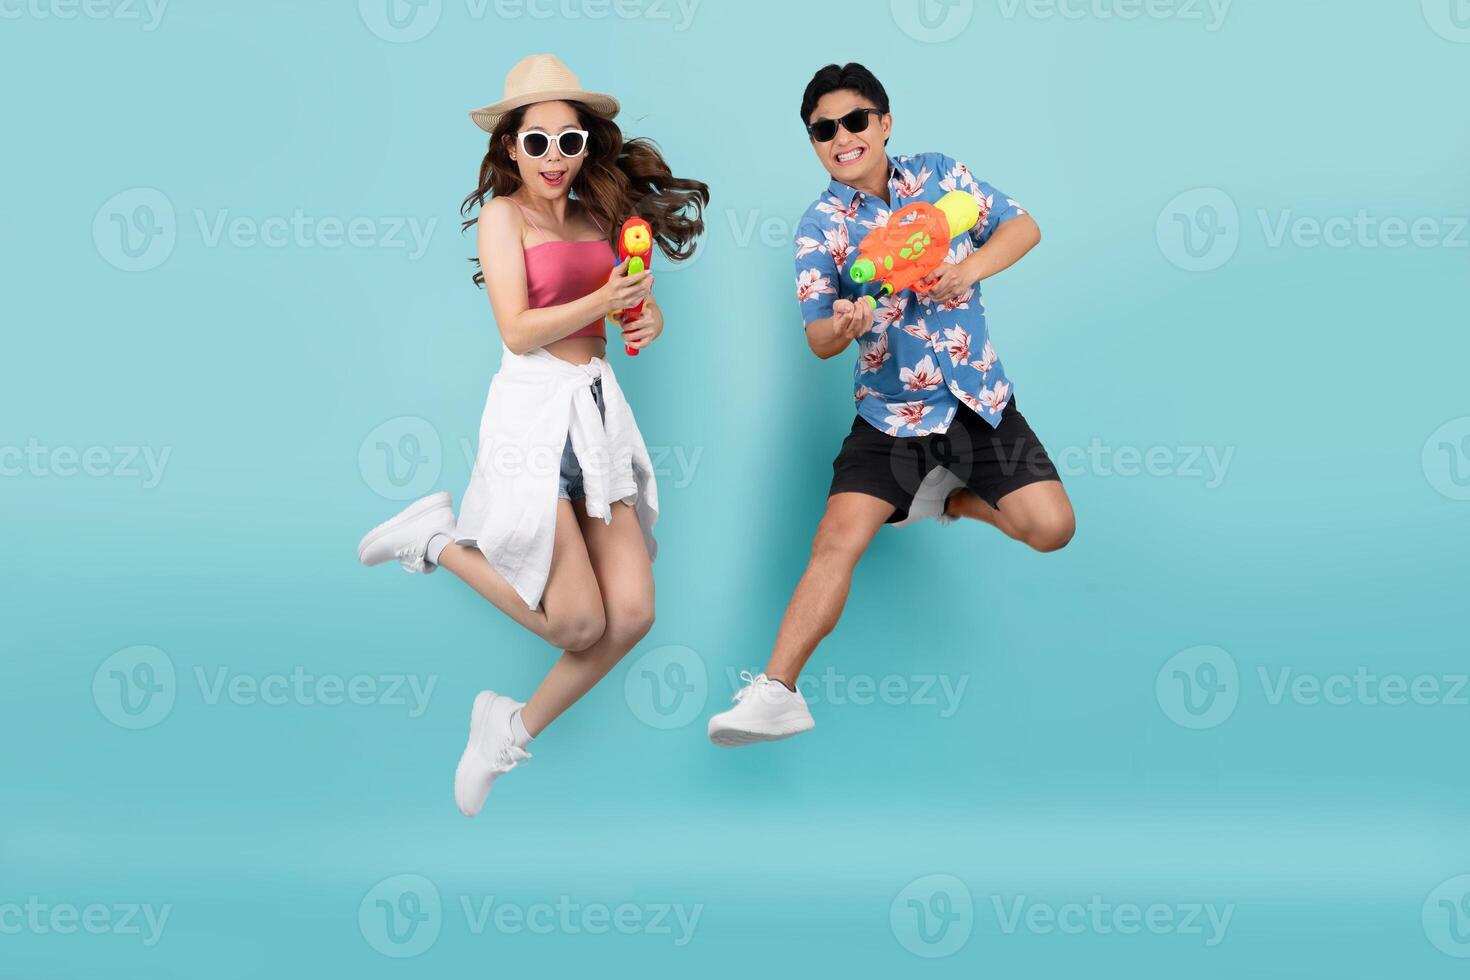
top-left (731, 670), bottom-right (767, 703)
top-left (490, 743), bottom-right (530, 774)
top-left (396, 543), bottom-right (427, 574)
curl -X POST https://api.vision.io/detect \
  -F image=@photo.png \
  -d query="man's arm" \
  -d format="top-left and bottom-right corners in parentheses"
top-left (919, 212), bottom-right (1041, 303)
top-left (805, 298), bottom-right (874, 359)
top-left (961, 212), bottom-right (1040, 284)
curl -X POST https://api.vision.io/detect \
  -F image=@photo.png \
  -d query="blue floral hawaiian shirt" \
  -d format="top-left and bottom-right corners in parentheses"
top-left (794, 151), bottom-right (1027, 436)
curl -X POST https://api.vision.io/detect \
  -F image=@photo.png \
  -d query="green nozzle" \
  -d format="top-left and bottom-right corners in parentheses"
top-left (850, 257), bottom-right (876, 284)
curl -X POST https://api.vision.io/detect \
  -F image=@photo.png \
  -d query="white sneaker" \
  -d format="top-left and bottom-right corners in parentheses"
top-left (357, 492), bottom-right (456, 574)
top-left (707, 671), bottom-right (815, 747)
top-left (454, 691), bottom-right (530, 817)
top-left (891, 467), bottom-right (965, 529)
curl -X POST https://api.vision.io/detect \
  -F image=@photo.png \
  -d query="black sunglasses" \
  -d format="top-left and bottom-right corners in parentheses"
top-left (805, 108), bottom-right (883, 143)
top-left (516, 129), bottom-right (588, 159)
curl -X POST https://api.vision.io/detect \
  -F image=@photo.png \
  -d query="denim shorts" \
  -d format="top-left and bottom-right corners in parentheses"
top-left (558, 377), bottom-right (606, 501)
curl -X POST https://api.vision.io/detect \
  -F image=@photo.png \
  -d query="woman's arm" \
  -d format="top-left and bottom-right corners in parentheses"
top-left (478, 198), bottom-right (652, 355)
top-left (616, 293), bottom-right (664, 352)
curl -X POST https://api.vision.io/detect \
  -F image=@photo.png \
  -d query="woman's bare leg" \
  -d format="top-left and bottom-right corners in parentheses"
top-left (519, 501), bottom-right (655, 735)
top-left (435, 499), bottom-right (607, 651)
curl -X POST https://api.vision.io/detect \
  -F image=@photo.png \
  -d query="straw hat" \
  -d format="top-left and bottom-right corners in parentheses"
top-left (468, 54), bottom-right (620, 133)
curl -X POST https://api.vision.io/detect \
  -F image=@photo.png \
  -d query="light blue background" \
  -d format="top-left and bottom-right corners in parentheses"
top-left (2, 0), bottom-right (1468, 976)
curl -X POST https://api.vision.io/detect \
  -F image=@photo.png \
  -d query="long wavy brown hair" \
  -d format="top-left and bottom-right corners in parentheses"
top-left (460, 101), bottom-right (709, 287)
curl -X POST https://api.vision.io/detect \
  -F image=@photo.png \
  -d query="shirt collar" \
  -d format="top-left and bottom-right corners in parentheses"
top-left (825, 155), bottom-right (901, 208)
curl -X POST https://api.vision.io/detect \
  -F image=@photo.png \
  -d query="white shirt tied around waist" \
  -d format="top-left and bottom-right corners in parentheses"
top-left (456, 346), bottom-right (659, 610)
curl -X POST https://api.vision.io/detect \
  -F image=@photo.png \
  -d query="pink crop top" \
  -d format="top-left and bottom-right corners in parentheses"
top-left (517, 203), bottom-right (615, 342)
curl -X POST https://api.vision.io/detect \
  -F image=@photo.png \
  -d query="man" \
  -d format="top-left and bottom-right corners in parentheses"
top-left (708, 63), bottom-right (1075, 746)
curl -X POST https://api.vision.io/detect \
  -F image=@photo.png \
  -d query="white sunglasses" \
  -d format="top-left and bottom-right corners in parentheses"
top-left (516, 129), bottom-right (588, 159)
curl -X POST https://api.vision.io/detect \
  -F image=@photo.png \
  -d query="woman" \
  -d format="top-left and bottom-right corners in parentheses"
top-left (357, 54), bottom-right (708, 816)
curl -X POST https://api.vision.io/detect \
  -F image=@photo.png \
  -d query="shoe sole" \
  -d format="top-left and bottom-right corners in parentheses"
top-left (708, 717), bottom-right (815, 748)
top-left (455, 691), bottom-right (500, 817)
top-left (892, 469), bottom-right (965, 529)
top-left (357, 492), bottom-right (452, 564)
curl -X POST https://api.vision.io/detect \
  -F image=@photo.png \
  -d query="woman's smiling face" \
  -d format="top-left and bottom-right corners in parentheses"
top-left (508, 100), bottom-right (586, 200)
top-left (807, 89), bottom-right (891, 186)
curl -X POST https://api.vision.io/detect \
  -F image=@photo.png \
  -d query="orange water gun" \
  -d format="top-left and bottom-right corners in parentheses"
top-left (612, 217), bottom-right (653, 356)
top-left (849, 190), bottom-right (982, 306)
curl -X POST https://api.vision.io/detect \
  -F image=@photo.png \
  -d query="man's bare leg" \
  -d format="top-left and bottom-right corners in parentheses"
top-left (944, 481), bottom-right (1075, 553)
top-left (763, 492), bottom-right (895, 687)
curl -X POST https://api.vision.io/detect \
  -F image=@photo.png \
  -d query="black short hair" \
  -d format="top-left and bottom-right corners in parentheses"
top-left (799, 62), bottom-right (890, 125)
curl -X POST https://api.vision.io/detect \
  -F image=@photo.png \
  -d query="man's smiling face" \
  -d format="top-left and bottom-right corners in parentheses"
top-left (807, 88), bottom-right (892, 187)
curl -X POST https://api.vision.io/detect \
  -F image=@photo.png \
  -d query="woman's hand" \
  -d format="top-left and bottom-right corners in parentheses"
top-left (916, 261), bottom-right (976, 305)
top-left (601, 257), bottom-right (654, 318)
top-left (615, 294), bottom-right (664, 350)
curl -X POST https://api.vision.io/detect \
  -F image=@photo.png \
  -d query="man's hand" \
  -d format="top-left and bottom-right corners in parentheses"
top-left (831, 297), bottom-right (874, 341)
top-left (805, 298), bottom-right (877, 359)
top-left (916, 261), bottom-right (976, 305)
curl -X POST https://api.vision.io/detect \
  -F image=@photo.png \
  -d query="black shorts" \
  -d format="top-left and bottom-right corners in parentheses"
top-left (829, 397), bottom-right (1062, 523)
